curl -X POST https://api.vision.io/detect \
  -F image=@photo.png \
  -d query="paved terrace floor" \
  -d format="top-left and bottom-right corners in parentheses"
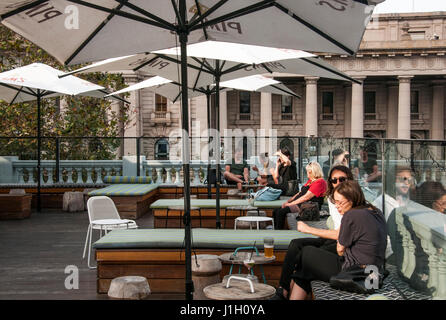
top-left (0, 209), bottom-right (184, 300)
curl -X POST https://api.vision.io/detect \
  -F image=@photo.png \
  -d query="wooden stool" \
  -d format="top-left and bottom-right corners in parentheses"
top-left (63, 191), bottom-right (84, 212)
top-left (108, 276), bottom-right (151, 300)
top-left (192, 254), bottom-right (222, 300)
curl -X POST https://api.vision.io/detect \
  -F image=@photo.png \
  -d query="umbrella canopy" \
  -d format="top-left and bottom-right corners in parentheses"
top-left (63, 42), bottom-right (357, 85)
top-left (105, 74), bottom-right (299, 100)
top-left (0, 62), bottom-right (124, 212)
top-left (0, 0), bottom-right (384, 65)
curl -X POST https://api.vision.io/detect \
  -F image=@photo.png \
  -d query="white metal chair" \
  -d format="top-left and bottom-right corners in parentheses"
top-left (83, 196), bottom-right (138, 269)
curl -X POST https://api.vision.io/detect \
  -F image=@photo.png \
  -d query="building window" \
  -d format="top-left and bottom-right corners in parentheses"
top-left (155, 138), bottom-right (169, 160)
top-left (364, 91), bottom-right (376, 120)
top-left (281, 96), bottom-right (293, 120)
top-left (155, 94), bottom-right (167, 118)
top-left (322, 91), bottom-right (334, 120)
top-left (239, 91), bottom-right (251, 120)
top-left (411, 91), bottom-right (419, 120)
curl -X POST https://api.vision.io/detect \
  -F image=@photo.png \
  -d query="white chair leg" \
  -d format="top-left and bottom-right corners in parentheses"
top-left (87, 227), bottom-right (97, 269)
top-left (82, 225), bottom-right (91, 259)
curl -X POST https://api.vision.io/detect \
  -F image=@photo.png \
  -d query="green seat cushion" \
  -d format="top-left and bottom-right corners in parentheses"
top-left (150, 199), bottom-right (286, 209)
top-left (88, 184), bottom-right (159, 196)
top-left (93, 228), bottom-right (316, 250)
top-left (103, 176), bottom-right (152, 184)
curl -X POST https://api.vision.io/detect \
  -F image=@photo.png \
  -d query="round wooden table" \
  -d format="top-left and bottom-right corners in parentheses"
top-left (203, 277), bottom-right (276, 300)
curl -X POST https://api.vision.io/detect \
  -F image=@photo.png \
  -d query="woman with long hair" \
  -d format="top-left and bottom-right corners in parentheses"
top-left (270, 165), bottom-right (354, 300)
top-left (288, 180), bottom-right (387, 300)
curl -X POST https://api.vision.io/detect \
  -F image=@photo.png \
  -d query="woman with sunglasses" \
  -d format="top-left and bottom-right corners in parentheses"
top-left (270, 165), bottom-right (354, 300)
top-left (288, 180), bottom-right (387, 300)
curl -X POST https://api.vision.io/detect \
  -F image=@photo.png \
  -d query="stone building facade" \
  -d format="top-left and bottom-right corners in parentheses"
top-left (121, 12), bottom-right (446, 159)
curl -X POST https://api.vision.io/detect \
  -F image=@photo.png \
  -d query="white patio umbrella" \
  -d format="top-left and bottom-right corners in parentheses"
top-left (0, 63), bottom-right (124, 211)
top-left (0, 0), bottom-right (384, 300)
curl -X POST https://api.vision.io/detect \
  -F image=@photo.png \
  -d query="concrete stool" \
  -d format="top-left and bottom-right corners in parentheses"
top-left (62, 191), bottom-right (85, 212)
top-left (108, 276), bottom-right (151, 300)
top-left (236, 210), bottom-right (267, 229)
top-left (227, 189), bottom-right (240, 200)
top-left (192, 254), bottom-right (222, 300)
top-left (9, 189), bottom-right (26, 195)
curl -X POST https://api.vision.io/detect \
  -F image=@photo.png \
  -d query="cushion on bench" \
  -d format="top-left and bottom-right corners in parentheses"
top-left (92, 228), bottom-right (316, 250)
top-left (149, 199), bottom-right (286, 209)
top-left (88, 183), bottom-right (159, 196)
top-left (103, 176), bottom-right (152, 184)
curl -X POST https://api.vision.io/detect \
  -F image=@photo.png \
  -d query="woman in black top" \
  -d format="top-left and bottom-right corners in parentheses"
top-left (288, 180), bottom-right (387, 300)
top-left (267, 148), bottom-right (297, 194)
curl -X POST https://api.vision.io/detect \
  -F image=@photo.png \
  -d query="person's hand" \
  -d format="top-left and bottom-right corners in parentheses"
top-left (281, 202), bottom-right (288, 208)
top-left (297, 221), bottom-right (310, 233)
top-left (236, 174), bottom-right (243, 179)
top-left (252, 165), bottom-right (258, 172)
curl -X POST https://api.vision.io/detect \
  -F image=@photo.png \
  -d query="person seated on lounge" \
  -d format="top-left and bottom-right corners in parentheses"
top-left (252, 152), bottom-right (273, 186)
top-left (353, 146), bottom-right (381, 183)
top-left (288, 180), bottom-right (387, 300)
top-left (322, 148), bottom-right (349, 178)
top-left (272, 161), bottom-right (326, 230)
top-left (267, 148), bottom-right (297, 194)
top-left (270, 165), bottom-right (354, 300)
top-left (414, 181), bottom-right (446, 214)
top-left (223, 148), bottom-right (249, 191)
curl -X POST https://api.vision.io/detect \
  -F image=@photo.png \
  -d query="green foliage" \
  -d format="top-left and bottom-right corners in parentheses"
top-left (0, 25), bottom-right (130, 160)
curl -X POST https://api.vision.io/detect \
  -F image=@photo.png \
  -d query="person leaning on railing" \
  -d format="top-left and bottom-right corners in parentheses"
top-left (288, 180), bottom-right (387, 300)
top-left (272, 161), bottom-right (326, 230)
top-left (270, 165), bottom-right (354, 300)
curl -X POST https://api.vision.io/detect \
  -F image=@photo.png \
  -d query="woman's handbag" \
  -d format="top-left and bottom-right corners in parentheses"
top-left (288, 201), bottom-right (320, 221)
top-left (329, 264), bottom-right (385, 294)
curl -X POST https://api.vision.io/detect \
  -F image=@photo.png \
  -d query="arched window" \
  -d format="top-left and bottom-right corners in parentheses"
top-left (155, 138), bottom-right (169, 160)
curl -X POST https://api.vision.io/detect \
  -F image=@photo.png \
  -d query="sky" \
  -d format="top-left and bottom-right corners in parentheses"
top-left (373, 0), bottom-right (446, 14)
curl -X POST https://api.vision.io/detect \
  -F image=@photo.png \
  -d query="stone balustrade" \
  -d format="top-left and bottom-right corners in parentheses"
top-left (394, 203), bottom-right (446, 300)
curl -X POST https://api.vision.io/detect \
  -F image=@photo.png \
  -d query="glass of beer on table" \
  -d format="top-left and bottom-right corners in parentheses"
top-left (263, 237), bottom-right (274, 258)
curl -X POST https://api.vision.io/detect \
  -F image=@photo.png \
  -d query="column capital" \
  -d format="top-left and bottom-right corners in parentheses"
top-left (398, 75), bottom-right (414, 83)
top-left (304, 76), bottom-right (319, 84)
top-left (353, 76), bottom-right (367, 82)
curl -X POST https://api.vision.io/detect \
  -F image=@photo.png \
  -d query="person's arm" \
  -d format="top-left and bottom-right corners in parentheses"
top-left (366, 164), bottom-right (382, 182)
top-left (337, 242), bottom-right (345, 256)
top-left (297, 222), bottom-right (340, 240)
top-left (272, 159), bottom-right (281, 184)
top-left (286, 190), bottom-right (315, 206)
top-left (243, 167), bottom-right (249, 183)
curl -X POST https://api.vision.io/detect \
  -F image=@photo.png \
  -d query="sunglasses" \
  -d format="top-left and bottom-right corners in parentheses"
top-left (329, 177), bottom-right (348, 184)
top-left (396, 176), bottom-right (415, 184)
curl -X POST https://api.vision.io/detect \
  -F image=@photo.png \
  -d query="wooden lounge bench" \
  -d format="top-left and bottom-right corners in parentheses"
top-left (93, 228), bottom-right (316, 294)
top-left (0, 192), bottom-right (32, 220)
top-left (150, 199), bottom-right (287, 228)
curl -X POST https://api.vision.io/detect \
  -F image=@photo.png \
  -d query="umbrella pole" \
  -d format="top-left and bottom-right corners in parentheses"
top-left (206, 89), bottom-right (211, 199)
top-left (179, 0), bottom-right (193, 301)
top-left (37, 91), bottom-right (41, 213)
top-left (215, 62), bottom-right (221, 229)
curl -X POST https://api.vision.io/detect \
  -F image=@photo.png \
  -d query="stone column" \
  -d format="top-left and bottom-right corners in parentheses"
top-left (397, 76), bottom-right (414, 140)
top-left (432, 81), bottom-right (445, 140)
top-left (305, 77), bottom-right (319, 137)
top-left (344, 85), bottom-right (352, 137)
top-left (260, 92), bottom-right (272, 151)
top-left (122, 72), bottom-right (141, 156)
top-left (386, 83), bottom-right (399, 139)
top-left (351, 77), bottom-right (366, 138)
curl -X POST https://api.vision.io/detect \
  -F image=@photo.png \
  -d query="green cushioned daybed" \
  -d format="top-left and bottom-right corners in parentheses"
top-left (88, 183), bottom-right (159, 196)
top-left (93, 228), bottom-right (315, 250)
top-left (150, 198), bottom-right (286, 209)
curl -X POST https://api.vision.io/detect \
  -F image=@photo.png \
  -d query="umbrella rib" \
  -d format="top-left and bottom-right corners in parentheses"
top-left (273, 3), bottom-right (355, 56)
top-left (301, 57), bottom-right (360, 84)
top-left (190, 0), bottom-right (275, 32)
top-left (113, 0), bottom-right (175, 30)
top-left (189, 0), bottom-right (230, 28)
top-left (270, 84), bottom-right (301, 99)
top-left (193, 0), bottom-right (209, 40)
top-left (156, 54), bottom-right (214, 75)
top-left (9, 86), bottom-right (25, 105)
top-left (170, 0), bottom-right (185, 28)
top-left (133, 55), bottom-right (163, 72)
top-left (260, 63), bottom-right (273, 74)
top-left (220, 63), bottom-right (249, 76)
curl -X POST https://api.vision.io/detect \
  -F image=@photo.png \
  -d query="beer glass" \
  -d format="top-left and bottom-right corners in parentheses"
top-left (263, 237), bottom-right (274, 258)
